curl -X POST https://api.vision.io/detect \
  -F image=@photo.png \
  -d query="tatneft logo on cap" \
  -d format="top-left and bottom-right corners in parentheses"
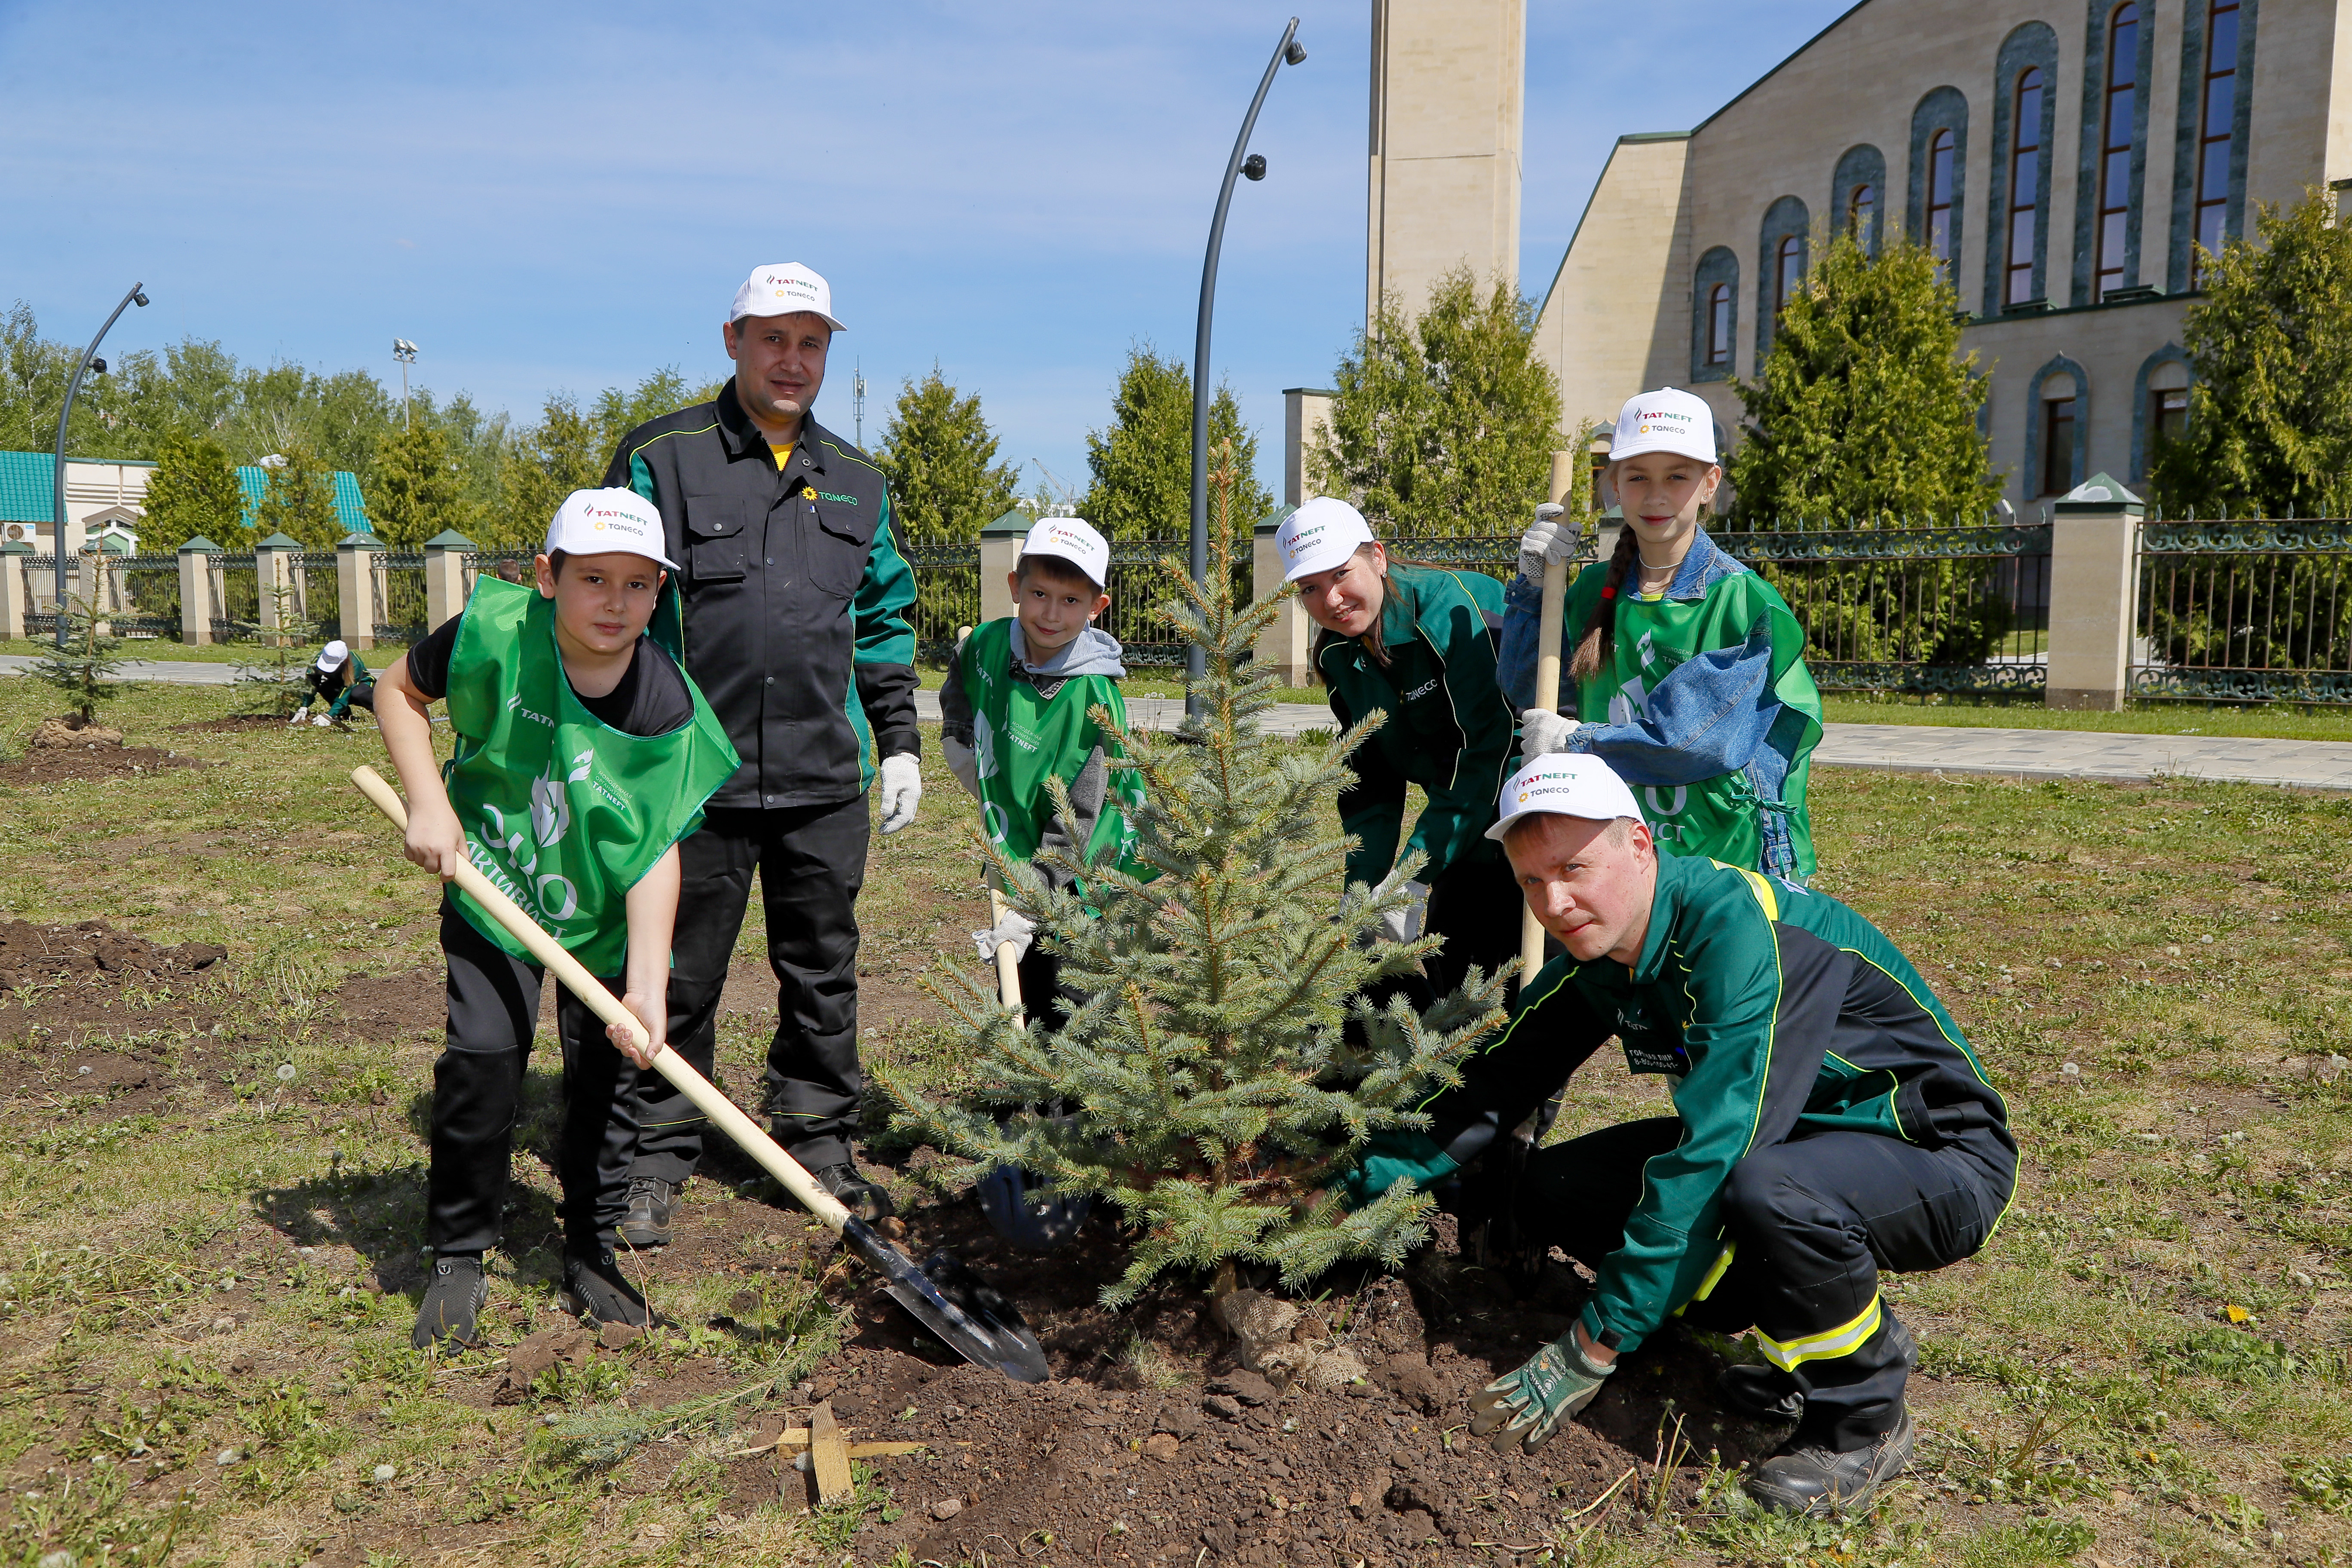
top-left (731, 263), bottom-right (845, 332)
top-left (546, 487), bottom-right (680, 570)
top-left (1277, 497), bottom-right (1375, 582)
top-left (1610, 387), bottom-right (1717, 466)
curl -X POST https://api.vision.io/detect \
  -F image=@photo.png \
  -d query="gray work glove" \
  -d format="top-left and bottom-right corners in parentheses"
top-left (1468, 1334), bottom-right (1615, 1453)
top-left (971, 908), bottom-right (1036, 965)
top-left (1375, 879), bottom-right (1430, 944)
top-left (941, 735), bottom-right (982, 799)
top-left (877, 752), bottom-right (923, 834)
top-left (1517, 502), bottom-right (1571, 584)
top-left (1520, 708), bottom-right (1577, 759)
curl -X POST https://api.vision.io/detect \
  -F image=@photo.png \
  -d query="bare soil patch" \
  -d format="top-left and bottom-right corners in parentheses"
top-left (0, 717), bottom-right (200, 783)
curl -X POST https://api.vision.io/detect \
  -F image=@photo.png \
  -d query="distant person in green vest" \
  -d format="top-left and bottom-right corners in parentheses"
top-left (939, 515), bottom-right (1148, 1030)
top-left (1279, 496), bottom-right (1521, 1001)
top-left (291, 640), bottom-right (375, 727)
top-left (374, 488), bottom-right (739, 1350)
top-left (1499, 388), bottom-right (1823, 882)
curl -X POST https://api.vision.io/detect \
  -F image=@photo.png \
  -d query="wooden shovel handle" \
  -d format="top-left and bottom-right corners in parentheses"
top-left (1520, 451), bottom-right (1577, 987)
top-left (987, 890), bottom-right (1025, 1016)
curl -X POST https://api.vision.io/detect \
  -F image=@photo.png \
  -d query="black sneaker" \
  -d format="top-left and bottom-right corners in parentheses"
top-left (412, 1253), bottom-right (490, 1350)
top-left (1745, 1407), bottom-right (1916, 1517)
top-left (806, 1161), bottom-right (896, 1223)
top-left (617, 1177), bottom-right (680, 1250)
top-left (560, 1249), bottom-right (650, 1328)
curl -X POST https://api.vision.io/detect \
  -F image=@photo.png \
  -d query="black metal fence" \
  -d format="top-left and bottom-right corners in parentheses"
top-left (1715, 522), bottom-right (2051, 694)
top-left (2133, 518), bottom-right (2352, 703)
top-left (375, 554), bottom-right (426, 645)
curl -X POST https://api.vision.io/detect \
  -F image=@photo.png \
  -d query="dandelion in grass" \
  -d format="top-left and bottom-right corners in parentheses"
top-left (276, 1063), bottom-right (296, 1083)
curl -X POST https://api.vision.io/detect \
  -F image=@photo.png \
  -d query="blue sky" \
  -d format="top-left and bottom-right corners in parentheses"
top-left (0, 1), bottom-right (1853, 490)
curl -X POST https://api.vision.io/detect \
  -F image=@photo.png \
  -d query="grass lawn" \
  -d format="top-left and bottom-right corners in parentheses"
top-left (1821, 692), bottom-right (2352, 743)
top-left (0, 675), bottom-right (2348, 1564)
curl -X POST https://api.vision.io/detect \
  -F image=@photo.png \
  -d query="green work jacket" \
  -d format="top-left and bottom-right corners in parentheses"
top-left (1316, 564), bottom-right (1516, 889)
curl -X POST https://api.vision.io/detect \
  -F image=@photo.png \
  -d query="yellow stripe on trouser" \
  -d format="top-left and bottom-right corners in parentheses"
top-left (1754, 1294), bottom-right (1883, 1372)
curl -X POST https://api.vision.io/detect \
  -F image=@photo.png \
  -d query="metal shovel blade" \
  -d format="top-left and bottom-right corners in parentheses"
top-left (840, 1218), bottom-right (1050, 1384)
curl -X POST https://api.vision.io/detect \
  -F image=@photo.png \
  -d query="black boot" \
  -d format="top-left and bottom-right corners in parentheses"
top-left (561, 1248), bottom-right (650, 1328)
top-left (806, 1162), bottom-right (896, 1223)
top-left (412, 1253), bottom-right (490, 1350)
top-left (618, 1178), bottom-right (680, 1250)
top-left (1745, 1407), bottom-right (1915, 1516)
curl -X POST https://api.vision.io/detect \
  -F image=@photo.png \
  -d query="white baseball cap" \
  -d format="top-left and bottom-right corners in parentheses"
top-left (1609, 388), bottom-right (1718, 466)
top-left (1485, 753), bottom-right (1645, 841)
top-left (1276, 496), bottom-right (1376, 581)
top-left (544, 487), bottom-right (679, 570)
top-left (315, 639), bottom-right (349, 672)
top-left (1019, 516), bottom-right (1111, 590)
top-left (729, 263), bottom-right (845, 333)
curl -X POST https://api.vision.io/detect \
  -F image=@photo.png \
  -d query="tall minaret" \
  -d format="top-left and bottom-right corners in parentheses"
top-left (1365, 0), bottom-right (1527, 325)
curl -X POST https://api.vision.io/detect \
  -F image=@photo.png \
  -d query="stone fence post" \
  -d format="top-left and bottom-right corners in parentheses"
top-left (977, 511), bottom-right (1029, 624)
top-left (255, 533), bottom-right (303, 646)
top-left (2045, 472), bottom-right (2144, 711)
top-left (337, 532), bottom-right (386, 650)
top-left (0, 540), bottom-right (29, 640)
top-left (1252, 511), bottom-right (1311, 686)
top-left (177, 537), bottom-right (222, 646)
top-left (424, 531), bottom-right (475, 632)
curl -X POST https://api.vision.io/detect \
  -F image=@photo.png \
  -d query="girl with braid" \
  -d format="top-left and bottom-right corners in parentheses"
top-left (1497, 389), bottom-right (1823, 883)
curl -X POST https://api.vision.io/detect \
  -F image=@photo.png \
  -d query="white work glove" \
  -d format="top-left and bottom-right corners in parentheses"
top-left (971, 908), bottom-right (1036, 965)
top-left (877, 751), bottom-right (923, 835)
top-left (1520, 708), bottom-right (1577, 758)
top-left (942, 735), bottom-right (982, 799)
top-left (312, 714), bottom-right (333, 728)
top-left (1518, 502), bottom-right (1572, 584)
top-left (1377, 880), bottom-right (1430, 944)
top-left (287, 711), bottom-right (306, 728)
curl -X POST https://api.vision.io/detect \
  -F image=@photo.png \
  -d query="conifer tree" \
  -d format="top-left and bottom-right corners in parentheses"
top-left (1081, 346), bottom-right (1270, 540)
top-left (874, 368), bottom-right (1020, 543)
top-left (372, 420), bottom-right (471, 547)
top-left (2150, 187), bottom-right (2352, 518)
top-left (885, 444), bottom-right (1510, 1305)
top-left (1728, 235), bottom-right (1999, 525)
top-left (252, 444), bottom-right (343, 549)
top-left (143, 429), bottom-right (245, 548)
top-left (32, 597), bottom-right (125, 726)
top-left (1312, 267), bottom-right (1563, 537)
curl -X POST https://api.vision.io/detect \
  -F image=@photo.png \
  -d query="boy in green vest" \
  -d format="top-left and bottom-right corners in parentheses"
top-left (375, 488), bottom-right (740, 1349)
top-left (939, 516), bottom-right (1147, 1023)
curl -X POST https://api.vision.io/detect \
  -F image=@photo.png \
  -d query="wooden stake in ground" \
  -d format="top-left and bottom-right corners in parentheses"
top-left (806, 1399), bottom-right (855, 1507)
top-left (1520, 450), bottom-right (1579, 987)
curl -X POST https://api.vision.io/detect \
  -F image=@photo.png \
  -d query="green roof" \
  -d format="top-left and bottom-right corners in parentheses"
top-left (0, 450), bottom-right (371, 536)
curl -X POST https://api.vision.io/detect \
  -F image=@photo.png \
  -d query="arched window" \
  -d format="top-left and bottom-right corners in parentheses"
top-left (2006, 68), bottom-right (2045, 304)
top-left (1775, 234), bottom-right (1807, 315)
top-left (2195, 0), bottom-right (2243, 279)
top-left (2040, 372), bottom-right (2079, 496)
top-left (1926, 129), bottom-right (1956, 266)
top-left (1848, 183), bottom-right (1878, 245)
top-left (1706, 282), bottom-right (1733, 365)
top-left (2095, 4), bottom-right (2141, 300)
top-left (1690, 246), bottom-right (1740, 382)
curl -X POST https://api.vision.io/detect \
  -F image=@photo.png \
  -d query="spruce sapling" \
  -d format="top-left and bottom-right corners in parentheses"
top-left (886, 441), bottom-right (1511, 1305)
top-left (32, 595), bottom-right (126, 727)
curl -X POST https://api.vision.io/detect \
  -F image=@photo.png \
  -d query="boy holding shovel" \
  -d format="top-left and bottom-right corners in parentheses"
top-left (374, 488), bottom-right (739, 1348)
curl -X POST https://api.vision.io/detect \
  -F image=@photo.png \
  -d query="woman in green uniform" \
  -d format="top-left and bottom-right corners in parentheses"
top-left (1277, 496), bottom-right (1521, 999)
top-left (1501, 388), bottom-right (1823, 883)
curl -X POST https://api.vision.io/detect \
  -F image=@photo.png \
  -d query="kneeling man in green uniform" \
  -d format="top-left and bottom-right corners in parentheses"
top-left (1344, 753), bottom-right (2015, 1516)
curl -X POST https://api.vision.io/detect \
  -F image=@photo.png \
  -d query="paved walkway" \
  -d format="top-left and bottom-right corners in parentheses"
top-left (6, 658), bottom-right (2343, 790)
top-left (912, 691), bottom-right (2352, 792)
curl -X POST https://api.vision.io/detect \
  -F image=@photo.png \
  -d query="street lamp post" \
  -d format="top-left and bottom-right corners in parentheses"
top-left (394, 340), bottom-right (418, 429)
top-left (1187, 18), bottom-right (1305, 704)
top-left (51, 282), bottom-right (148, 647)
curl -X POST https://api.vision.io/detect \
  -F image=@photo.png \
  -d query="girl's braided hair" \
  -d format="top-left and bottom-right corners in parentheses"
top-left (1567, 522), bottom-right (1642, 683)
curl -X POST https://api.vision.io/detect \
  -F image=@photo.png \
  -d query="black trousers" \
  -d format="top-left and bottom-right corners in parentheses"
top-left (631, 797), bottom-right (870, 1180)
top-left (1421, 844), bottom-right (1528, 1004)
top-left (1519, 1117), bottom-right (2009, 1451)
top-left (428, 907), bottom-right (639, 1256)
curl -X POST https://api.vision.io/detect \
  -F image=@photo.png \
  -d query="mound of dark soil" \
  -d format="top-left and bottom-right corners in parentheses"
top-left (728, 1197), bottom-right (1784, 1565)
top-left (0, 718), bottom-right (198, 783)
top-left (0, 918), bottom-right (226, 993)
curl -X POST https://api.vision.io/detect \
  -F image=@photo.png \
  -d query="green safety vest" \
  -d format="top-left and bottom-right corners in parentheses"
top-left (954, 618), bottom-right (1148, 894)
top-left (441, 577), bottom-right (741, 974)
top-left (1565, 561), bottom-right (1823, 879)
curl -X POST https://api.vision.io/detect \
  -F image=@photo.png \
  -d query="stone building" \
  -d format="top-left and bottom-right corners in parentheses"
top-left (1530, 0), bottom-right (2323, 512)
